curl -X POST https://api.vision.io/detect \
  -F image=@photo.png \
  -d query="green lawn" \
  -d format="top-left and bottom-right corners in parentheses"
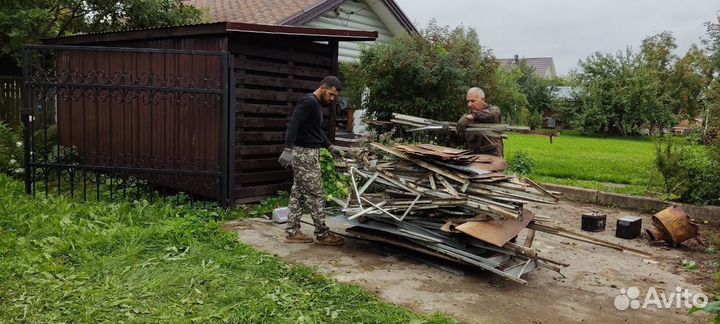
top-left (504, 133), bottom-right (664, 197)
top-left (0, 174), bottom-right (454, 323)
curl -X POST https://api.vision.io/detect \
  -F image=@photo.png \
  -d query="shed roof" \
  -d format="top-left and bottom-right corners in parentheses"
top-left (44, 21), bottom-right (378, 45)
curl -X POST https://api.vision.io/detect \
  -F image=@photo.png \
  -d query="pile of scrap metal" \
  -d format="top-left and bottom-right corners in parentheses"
top-left (332, 141), bottom-right (568, 284)
top-left (370, 113), bottom-right (531, 134)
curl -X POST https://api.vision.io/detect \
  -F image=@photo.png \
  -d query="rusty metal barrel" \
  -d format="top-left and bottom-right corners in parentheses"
top-left (645, 205), bottom-right (699, 247)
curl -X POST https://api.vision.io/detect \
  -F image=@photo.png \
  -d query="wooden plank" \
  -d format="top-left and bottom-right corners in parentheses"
top-left (236, 75), bottom-right (318, 90)
top-left (236, 144), bottom-right (285, 156)
top-left (234, 182), bottom-right (291, 198)
top-left (236, 117), bottom-right (328, 129)
top-left (236, 118), bottom-right (288, 128)
top-left (231, 43), bottom-right (332, 66)
top-left (235, 170), bottom-right (292, 184)
top-left (236, 88), bottom-right (302, 102)
top-left (236, 158), bottom-right (281, 171)
top-left (236, 103), bottom-right (329, 116)
top-left (234, 57), bottom-right (329, 78)
top-left (236, 131), bottom-right (285, 142)
top-left (371, 143), bottom-right (470, 187)
top-left (237, 103), bottom-right (292, 115)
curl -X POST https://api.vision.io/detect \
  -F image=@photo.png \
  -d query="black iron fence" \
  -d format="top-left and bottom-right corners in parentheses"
top-left (22, 45), bottom-right (234, 207)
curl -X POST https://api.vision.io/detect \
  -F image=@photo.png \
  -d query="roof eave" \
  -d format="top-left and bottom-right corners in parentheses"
top-left (43, 21), bottom-right (378, 45)
top-left (279, 0), bottom-right (417, 34)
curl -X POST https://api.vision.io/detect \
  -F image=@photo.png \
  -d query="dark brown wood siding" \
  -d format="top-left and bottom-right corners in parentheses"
top-left (231, 34), bottom-right (337, 203)
top-left (54, 45), bottom-right (228, 199)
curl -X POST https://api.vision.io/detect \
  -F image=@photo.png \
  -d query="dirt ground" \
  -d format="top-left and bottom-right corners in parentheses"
top-left (223, 200), bottom-right (718, 323)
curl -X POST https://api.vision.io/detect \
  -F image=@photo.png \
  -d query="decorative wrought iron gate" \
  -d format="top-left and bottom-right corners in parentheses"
top-left (22, 45), bottom-right (234, 207)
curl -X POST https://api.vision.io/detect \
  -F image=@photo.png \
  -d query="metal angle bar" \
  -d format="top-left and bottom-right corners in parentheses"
top-left (398, 228), bottom-right (443, 243)
top-left (436, 174), bottom-right (459, 197)
top-left (349, 167), bottom-right (364, 208)
top-left (399, 193), bottom-right (423, 221)
top-left (357, 172), bottom-right (379, 196)
top-left (422, 243), bottom-right (527, 284)
top-left (360, 197), bottom-right (401, 221)
top-left (347, 201), bottom-right (387, 220)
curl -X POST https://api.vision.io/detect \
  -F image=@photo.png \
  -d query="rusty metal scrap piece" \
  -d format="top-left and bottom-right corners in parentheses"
top-left (646, 205), bottom-right (701, 247)
top-left (455, 209), bottom-right (535, 247)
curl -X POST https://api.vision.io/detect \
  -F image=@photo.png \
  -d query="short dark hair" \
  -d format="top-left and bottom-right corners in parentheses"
top-left (319, 75), bottom-right (342, 91)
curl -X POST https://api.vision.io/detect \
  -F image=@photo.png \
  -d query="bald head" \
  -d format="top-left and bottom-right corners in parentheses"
top-left (466, 87), bottom-right (487, 112)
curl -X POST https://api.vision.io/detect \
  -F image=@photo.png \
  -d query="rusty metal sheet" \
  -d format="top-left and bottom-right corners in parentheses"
top-left (455, 209), bottom-right (535, 247)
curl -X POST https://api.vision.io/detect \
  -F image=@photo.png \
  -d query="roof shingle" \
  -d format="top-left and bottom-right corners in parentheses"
top-left (186, 0), bottom-right (324, 24)
top-left (499, 57), bottom-right (557, 79)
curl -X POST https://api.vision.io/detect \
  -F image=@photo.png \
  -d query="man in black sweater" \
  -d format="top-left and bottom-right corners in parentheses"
top-left (278, 76), bottom-right (345, 245)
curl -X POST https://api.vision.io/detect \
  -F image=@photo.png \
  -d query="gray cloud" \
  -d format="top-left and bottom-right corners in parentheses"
top-left (394, 0), bottom-right (719, 75)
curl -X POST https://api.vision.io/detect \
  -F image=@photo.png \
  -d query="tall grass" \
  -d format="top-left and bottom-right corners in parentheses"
top-left (0, 174), bottom-right (453, 323)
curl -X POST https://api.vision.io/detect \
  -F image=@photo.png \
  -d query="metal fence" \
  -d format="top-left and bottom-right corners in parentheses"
top-left (0, 76), bottom-right (22, 129)
top-left (22, 45), bottom-right (234, 207)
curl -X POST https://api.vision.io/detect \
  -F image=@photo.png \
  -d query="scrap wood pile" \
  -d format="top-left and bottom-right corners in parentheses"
top-left (367, 113), bottom-right (530, 135)
top-left (330, 112), bottom-right (654, 283)
top-left (333, 141), bottom-right (567, 284)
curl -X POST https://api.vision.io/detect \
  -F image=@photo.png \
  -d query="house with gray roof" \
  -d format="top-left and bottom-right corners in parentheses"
top-left (499, 55), bottom-right (557, 79)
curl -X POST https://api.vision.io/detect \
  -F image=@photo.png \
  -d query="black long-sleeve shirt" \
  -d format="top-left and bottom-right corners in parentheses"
top-left (284, 93), bottom-right (332, 149)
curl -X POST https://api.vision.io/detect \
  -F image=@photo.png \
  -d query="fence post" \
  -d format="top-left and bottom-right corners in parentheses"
top-left (21, 47), bottom-right (31, 195)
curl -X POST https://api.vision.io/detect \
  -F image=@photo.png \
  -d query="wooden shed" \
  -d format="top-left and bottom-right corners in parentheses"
top-left (35, 22), bottom-right (377, 205)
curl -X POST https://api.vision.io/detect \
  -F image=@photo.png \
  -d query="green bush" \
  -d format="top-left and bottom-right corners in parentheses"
top-left (320, 149), bottom-right (349, 202)
top-left (0, 121), bottom-right (23, 177)
top-left (507, 150), bottom-right (535, 176)
top-left (656, 137), bottom-right (720, 205)
top-left (342, 20), bottom-right (498, 122)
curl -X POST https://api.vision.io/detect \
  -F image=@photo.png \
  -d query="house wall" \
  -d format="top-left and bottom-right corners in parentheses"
top-left (303, 0), bottom-right (396, 63)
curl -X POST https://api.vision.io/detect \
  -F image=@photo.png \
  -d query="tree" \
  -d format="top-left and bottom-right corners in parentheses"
top-left (491, 66), bottom-right (528, 125)
top-left (702, 13), bottom-right (720, 137)
top-left (515, 61), bottom-right (554, 115)
top-left (570, 48), bottom-right (673, 135)
top-left (669, 45), bottom-right (711, 120)
top-left (0, 0), bottom-right (204, 71)
top-left (342, 20), bottom-right (498, 122)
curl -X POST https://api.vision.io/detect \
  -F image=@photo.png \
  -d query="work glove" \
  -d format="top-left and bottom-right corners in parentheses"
top-left (278, 148), bottom-right (293, 169)
top-left (328, 145), bottom-right (346, 159)
top-left (456, 115), bottom-right (472, 137)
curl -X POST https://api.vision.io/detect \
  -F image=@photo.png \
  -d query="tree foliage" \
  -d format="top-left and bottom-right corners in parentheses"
top-left (491, 66), bottom-right (528, 124)
top-left (342, 20), bottom-right (498, 122)
top-left (515, 61), bottom-right (554, 114)
top-left (0, 0), bottom-right (204, 70)
top-left (568, 48), bottom-right (673, 135)
top-left (703, 14), bottom-right (720, 137)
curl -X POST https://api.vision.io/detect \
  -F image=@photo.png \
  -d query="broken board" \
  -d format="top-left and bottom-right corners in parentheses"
top-left (455, 209), bottom-right (535, 247)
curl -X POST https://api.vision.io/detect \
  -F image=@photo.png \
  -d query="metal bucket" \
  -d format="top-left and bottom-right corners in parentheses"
top-left (645, 205), bottom-right (699, 247)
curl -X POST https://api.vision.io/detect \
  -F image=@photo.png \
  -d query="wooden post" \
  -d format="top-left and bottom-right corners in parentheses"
top-left (329, 40), bottom-right (339, 143)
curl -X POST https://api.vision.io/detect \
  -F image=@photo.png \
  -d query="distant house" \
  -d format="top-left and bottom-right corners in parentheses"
top-left (186, 0), bottom-right (417, 63)
top-left (671, 118), bottom-right (704, 135)
top-left (499, 55), bottom-right (557, 79)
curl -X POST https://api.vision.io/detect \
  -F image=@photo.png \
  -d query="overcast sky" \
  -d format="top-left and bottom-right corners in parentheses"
top-left (394, 0), bottom-right (719, 76)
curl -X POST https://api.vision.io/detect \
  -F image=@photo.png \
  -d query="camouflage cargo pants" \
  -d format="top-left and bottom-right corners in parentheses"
top-left (286, 147), bottom-right (330, 238)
